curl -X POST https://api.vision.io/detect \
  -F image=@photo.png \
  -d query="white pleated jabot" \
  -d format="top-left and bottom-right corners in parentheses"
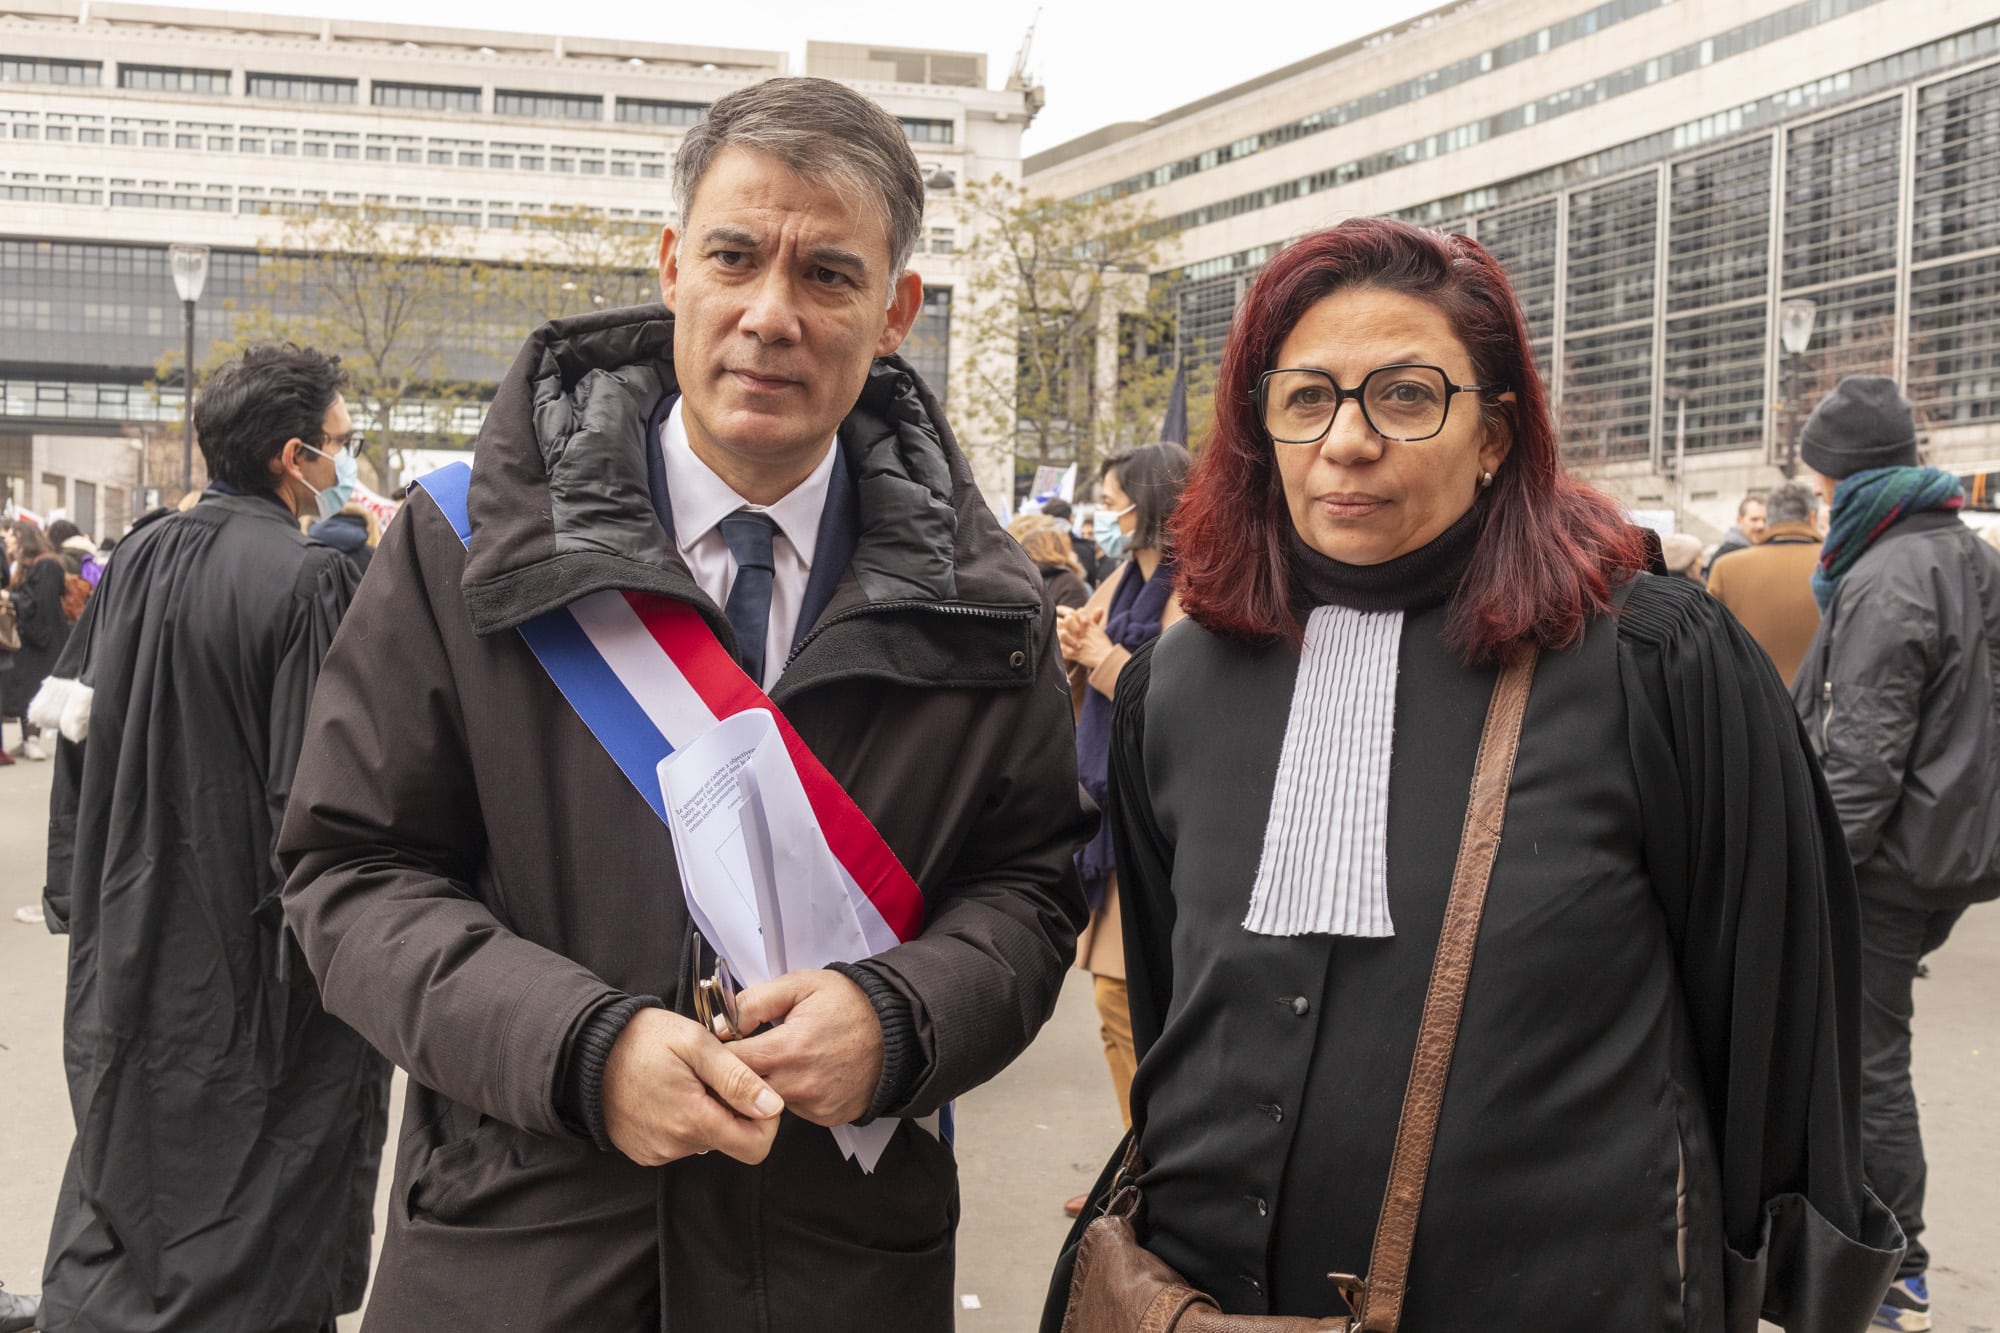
top-left (1242, 604), bottom-right (1403, 938)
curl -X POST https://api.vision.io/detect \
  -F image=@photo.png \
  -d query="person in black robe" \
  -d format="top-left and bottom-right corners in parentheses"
top-left (36, 343), bottom-right (388, 1333)
top-left (1045, 220), bottom-right (1901, 1332)
top-left (2, 520), bottom-right (73, 760)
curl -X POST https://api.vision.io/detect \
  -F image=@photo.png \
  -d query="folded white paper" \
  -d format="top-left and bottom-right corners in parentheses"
top-left (659, 709), bottom-right (897, 1172)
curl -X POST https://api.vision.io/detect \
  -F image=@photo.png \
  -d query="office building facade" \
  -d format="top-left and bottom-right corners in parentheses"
top-left (1026, 0), bottom-right (2000, 535)
top-left (0, 2), bottom-right (1034, 532)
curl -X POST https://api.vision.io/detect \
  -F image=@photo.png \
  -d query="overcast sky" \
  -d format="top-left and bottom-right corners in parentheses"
top-left (195, 0), bottom-right (1446, 155)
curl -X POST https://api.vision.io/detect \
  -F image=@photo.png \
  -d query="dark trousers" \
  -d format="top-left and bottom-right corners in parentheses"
top-left (1858, 894), bottom-right (1963, 1279)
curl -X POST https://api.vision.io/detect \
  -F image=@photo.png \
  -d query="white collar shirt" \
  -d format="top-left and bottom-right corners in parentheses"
top-left (660, 398), bottom-right (837, 690)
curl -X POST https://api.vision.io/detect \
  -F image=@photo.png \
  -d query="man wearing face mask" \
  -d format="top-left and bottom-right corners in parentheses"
top-left (34, 343), bottom-right (389, 1333)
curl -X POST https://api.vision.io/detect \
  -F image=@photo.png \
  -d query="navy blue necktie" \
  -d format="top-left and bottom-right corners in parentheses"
top-left (719, 511), bottom-right (780, 687)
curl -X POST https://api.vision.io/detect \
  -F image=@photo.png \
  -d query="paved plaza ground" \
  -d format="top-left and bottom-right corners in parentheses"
top-left (2, 754), bottom-right (1996, 1329)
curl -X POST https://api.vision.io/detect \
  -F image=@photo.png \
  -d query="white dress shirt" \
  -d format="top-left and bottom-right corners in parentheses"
top-left (660, 399), bottom-right (837, 690)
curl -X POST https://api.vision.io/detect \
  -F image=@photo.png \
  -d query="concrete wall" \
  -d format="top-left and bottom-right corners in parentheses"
top-left (26, 432), bottom-right (146, 537)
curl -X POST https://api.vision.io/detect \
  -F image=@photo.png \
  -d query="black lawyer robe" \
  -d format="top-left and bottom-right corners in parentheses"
top-left (39, 492), bottom-right (390, 1333)
top-left (1045, 573), bottom-right (1902, 1332)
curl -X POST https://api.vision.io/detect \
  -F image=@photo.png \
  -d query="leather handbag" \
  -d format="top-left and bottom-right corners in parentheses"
top-left (1060, 647), bottom-right (1539, 1333)
top-left (0, 598), bottom-right (20, 653)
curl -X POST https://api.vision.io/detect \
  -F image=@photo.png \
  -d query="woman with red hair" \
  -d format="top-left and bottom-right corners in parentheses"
top-left (1046, 218), bottom-right (1900, 1332)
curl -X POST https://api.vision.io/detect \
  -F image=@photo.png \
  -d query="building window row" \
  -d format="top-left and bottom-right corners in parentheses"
top-left (247, 72), bottom-right (356, 104)
top-left (118, 64), bottom-right (230, 95)
top-left (14, 172), bottom-right (673, 230)
top-left (495, 89), bottom-right (604, 120)
top-left (0, 54), bottom-right (100, 85)
top-left (900, 116), bottom-right (953, 143)
top-left (1140, 0), bottom-right (1895, 244)
top-left (2, 170), bottom-right (102, 205)
top-left (0, 103), bottom-right (670, 175)
top-left (0, 56), bottom-right (730, 131)
top-left (0, 379), bottom-right (184, 425)
top-left (372, 80), bottom-right (482, 113)
top-left (617, 98), bottom-right (709, 126)
top-left (1071, 0), bottom-right (1678, 207)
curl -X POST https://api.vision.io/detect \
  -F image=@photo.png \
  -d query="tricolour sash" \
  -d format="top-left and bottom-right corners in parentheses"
top-left (415, 461), bottom-right (926, 948)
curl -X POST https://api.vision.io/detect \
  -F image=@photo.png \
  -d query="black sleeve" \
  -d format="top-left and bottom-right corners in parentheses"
top-left (259, 551), bottom-right (357, 945)
top-left (15, 558), bottom-right (68, 649)
top-left (39, 576), bottom-right (107, 933)
top-left (1107, 638), bottom-right (1175, 1061)
top-left (1617, 574), bottom-right (1904, 1329)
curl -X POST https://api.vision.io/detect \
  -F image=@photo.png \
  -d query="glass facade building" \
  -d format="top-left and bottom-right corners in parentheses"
top-left (1140, 21), bottom-right (2000, 473)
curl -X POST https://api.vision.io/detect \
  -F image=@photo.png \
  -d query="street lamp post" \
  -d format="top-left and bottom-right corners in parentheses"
top-left (1663, 388), bottom-right (1690, 531)
top-left (169, 243), bottom-right (212, 493)
top-left (1777, 297), bottom-right (1818, 479)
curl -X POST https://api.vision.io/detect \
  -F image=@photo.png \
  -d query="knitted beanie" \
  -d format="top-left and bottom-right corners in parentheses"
top-left (1799, 375), bottom-right (1918, 479)
top-left (1660, 532), bottom-right (1704, 576)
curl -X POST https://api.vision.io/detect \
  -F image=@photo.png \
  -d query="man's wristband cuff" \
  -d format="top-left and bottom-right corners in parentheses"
top-left (561, 993), bottom-right (663, 1152)
top-left (828, 961), bottom-right (923, 1121)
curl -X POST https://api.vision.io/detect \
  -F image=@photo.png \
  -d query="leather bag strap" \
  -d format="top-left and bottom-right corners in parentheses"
top-left (1352, 647), bottom-right (1538, 1332)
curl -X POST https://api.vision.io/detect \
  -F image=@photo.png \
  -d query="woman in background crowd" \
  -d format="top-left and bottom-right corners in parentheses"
top-left (1056, 440), bottom-right (1190, 1217)
top-left (1009, 512), bottom-right (1091, 616)
top-left (1040, 498), bottom-right (1104, 590)
top-left (2, 521), bottom-right (71, 761)
top-left (48, 518), bottom-right (105, 589)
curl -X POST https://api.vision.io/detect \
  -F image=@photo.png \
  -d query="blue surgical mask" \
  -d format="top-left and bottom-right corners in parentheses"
top-left (1092, 504), bottom-right (1135, 560)
top-left (303, 444), bottom-right (359, 521)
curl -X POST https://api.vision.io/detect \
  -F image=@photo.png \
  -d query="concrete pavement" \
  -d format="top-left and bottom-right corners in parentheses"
top-left (2, 751), bottom-right (1996, 1328)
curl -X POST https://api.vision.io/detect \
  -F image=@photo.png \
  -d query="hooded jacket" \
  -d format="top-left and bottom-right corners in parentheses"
top-left (1793, 509), bottom-right (2000, 909)
top-left (278, 304), bottom-right (1092, 1331)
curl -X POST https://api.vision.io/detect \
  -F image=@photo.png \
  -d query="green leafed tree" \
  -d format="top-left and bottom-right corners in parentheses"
top-left (184, 202), bottom-right (500, 487)
top-left (493, 204), bottom-right (662, 324)
top-left (957, 176), bottom-right (1201, 490)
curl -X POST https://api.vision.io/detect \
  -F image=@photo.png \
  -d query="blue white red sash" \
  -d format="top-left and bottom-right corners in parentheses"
top-left (415, 461), bottom-right (925, 947)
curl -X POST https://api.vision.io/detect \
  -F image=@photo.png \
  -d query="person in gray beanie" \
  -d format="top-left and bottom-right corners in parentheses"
top-left (1793, 374), bottom-right (2000, 1331)
top-left (1800, 374), bottom-right (1922, 478)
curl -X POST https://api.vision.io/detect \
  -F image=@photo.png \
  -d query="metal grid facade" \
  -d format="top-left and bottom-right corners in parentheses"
top-left (1155, 43), bottom-right (2000, 469)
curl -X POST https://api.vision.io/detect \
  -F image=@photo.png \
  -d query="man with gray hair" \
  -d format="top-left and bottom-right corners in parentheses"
top-left (279, 77), bottom-right (1091, 1330)
top-left (1704, 479), bottom-right (1823, 684)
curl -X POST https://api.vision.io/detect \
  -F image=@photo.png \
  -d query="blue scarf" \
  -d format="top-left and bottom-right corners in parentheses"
top-left (1075, 556), bottom-right (1175, 905)
top-left (1812, 466), bottom-right (1964, 611)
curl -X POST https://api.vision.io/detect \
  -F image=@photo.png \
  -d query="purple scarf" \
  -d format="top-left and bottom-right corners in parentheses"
top-left (1075, 557), bottom-right (1175, 904)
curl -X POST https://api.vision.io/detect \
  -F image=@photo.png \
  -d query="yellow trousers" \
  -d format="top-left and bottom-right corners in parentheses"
top-left (1093, 974), bottom-right (1137, 1130)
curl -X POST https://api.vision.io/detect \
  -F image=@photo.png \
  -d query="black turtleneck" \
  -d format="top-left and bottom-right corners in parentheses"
top-left (1285, 499), bottom-right (1485, 618)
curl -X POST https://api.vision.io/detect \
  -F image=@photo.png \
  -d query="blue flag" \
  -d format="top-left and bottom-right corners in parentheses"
top-left (1159, 356), bottom-right (1188, 446)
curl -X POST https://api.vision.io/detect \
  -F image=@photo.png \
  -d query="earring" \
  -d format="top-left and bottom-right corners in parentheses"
top-left (1479, 470), bottom-right (1495, 489)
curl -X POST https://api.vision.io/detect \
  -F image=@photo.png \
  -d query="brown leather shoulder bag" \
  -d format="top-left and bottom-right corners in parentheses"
top-left (1061, 648), bottom-right (1538, 1333)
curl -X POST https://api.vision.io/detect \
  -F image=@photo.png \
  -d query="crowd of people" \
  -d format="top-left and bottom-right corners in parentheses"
top-left (2, 73), bottom-right (1994, 1333)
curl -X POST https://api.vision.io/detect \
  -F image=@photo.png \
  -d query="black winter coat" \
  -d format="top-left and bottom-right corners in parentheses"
top-left (279, 304), bottom-right (1092, 1332)
top-left (5, 555), bottom-right (70, 714)
top-left (1794, 510), bottom-right (2000, 908)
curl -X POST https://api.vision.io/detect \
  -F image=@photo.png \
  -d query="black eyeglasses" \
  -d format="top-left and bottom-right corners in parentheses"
top-left (314, 430), bottom-right (366, 457)
top-left (1254, 364), bottom-right (1508, 445)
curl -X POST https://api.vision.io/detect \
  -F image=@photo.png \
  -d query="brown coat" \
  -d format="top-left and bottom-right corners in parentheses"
top-left (1704, 521), bottom-right (1824, 686)
top-left (278, 306), bottom-right (1091, 1332)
